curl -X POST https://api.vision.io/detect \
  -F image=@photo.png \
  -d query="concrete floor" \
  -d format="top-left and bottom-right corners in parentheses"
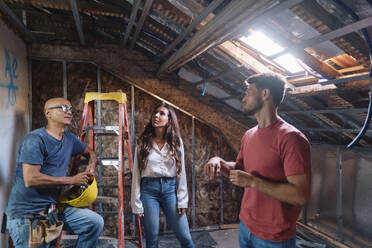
top-left (209, 229), bottom-right (239, 248)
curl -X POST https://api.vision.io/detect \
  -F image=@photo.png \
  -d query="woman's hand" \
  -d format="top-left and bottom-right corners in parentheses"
top-left (137, 213), bottom-right (144, 217)
top-left (178, 208), bottom-right (186, 215)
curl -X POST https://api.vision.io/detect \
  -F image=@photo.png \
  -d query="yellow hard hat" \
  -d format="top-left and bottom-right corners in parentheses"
top-left (59, 177), bottom-right (98, 207)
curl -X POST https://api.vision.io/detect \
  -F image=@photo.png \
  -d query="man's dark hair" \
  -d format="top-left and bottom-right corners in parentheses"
top-left (246, 73), bottom-right (286, 107)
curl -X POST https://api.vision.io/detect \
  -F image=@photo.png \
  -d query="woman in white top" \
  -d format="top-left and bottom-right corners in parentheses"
top-left (131, 103), bottom-right (195, 248)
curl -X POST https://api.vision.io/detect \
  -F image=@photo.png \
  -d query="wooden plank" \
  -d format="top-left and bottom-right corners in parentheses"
top-left (297, 222), bottom-right (351, 248)
top-left (130, 0), bottom-right (154, 50)
top-left (161, 0), bottom-right (224, 57)
top-left (69, 0), bottom-right (85, 45)
top-left (219, 223), bottom-right (240, 229)
top-left (157, 0), bottom-right (278, 74)
top-left (338, 65), bottom-right (365, 74)
top-left (121, 0), bottom-right (141, 47)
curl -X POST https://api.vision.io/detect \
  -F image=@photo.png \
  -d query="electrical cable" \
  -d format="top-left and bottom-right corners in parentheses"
top-left (331, 0), bottom-right (372, 148)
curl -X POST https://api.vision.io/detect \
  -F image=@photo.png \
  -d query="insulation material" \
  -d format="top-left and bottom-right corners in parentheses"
top-left (194, 120), bottom-right (221, 226)
top-left (32, 61), bottom-right (63, 129)
top-left (67, 62), bottom-right (97, 135)
top-left (220, 138), bottom-right (242, 224)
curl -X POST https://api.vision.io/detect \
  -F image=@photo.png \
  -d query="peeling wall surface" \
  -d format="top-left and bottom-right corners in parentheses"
top-left (30, 59), bottom-right (242, 237)
top-left (0, 19), bottom-right (29, 247)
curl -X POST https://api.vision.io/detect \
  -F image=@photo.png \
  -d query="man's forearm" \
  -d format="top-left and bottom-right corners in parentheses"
top-left (24, 173), bottom-right (73, 187)
top-left (252, 175), bottom-right (309, 206)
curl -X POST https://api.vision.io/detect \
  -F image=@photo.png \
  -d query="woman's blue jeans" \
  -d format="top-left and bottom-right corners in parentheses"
top-left (239, 221), bottom-right (296, 248)
top-left (7, 206), bottom-right (104, 248)
top-left (140, 177), bottom-right (195, 248)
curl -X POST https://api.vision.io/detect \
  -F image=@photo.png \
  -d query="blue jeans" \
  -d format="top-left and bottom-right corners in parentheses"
top-left (140, 177), bottom-right (194, 248)
top-left (239, 221), bottom-right (296, 248)
top-left (7, 206), bottom-right (104, 248)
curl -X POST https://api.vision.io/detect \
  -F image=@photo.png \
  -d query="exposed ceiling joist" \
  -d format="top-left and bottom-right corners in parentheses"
top-left (69, 0), bottom-right (85, 45)
top-left (157, 0), bottom-right (278, 74)
top-left (215, 0), bottom-right (305, 48)
top-left (0, 0), bottom-right (37, 42)
top-left (268, 15), bottom-right (372, 59)
top-left (161, 0), bottom-right (224, 57)
top-left (130, 0), bottom-right (154, 50)
top-left (166, 0), bottom-right (194, 18)
top-left (194, 65), bottom-right (244, 85)
top-left (121, 0), bottom-right (141, 47)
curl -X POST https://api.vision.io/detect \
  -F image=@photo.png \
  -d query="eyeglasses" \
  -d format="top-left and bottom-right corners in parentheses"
top-left (48, 105), bottom-right (74, 113)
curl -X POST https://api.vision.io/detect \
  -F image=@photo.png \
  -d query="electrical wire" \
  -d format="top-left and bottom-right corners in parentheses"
top-left (331, 0), bottom-right (372, 148)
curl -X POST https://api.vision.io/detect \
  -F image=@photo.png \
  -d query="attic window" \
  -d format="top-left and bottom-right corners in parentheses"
top-left (240, 31), bottom-right (304, 74)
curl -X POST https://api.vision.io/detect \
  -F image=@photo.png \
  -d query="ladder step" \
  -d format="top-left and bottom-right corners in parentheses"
top-left (95, 196), bottom-right (118, 204)
top-left (95, 133), bottom-right (118, 136)
top-left (84, 126), bottom-right (120, 136)
top-left (84, 126), bottom-right (119, 131)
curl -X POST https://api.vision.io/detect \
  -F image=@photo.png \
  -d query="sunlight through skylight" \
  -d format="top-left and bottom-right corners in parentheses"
top-left (274, 54), bottom-right (304, 74)
top-left (240, 31), bottom-right (304, 74)
top-left (240, 31), bottom-right (283, 57)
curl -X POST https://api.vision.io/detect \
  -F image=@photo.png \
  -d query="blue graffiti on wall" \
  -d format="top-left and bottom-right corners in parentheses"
top-left (0, 48), bottom-right (19, 106)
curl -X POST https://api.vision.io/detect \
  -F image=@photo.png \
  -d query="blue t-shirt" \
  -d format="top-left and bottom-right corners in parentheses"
top-left (6, 128), bottom-right (86, 218)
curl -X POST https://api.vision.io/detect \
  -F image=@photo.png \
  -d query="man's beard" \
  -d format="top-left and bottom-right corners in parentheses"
top-left (245, 96), bottom-right (263, 115)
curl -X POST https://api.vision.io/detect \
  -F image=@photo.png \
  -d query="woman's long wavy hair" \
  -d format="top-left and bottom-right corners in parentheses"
top-left (138, 103), bottom-right (182, 176)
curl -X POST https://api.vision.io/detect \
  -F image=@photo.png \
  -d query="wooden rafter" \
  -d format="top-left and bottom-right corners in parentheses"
top-left (157, 0), bottom-right (278, 74)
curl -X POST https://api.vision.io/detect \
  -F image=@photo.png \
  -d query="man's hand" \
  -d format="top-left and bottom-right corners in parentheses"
top-left (203, 157), bottom-right (232, 180)
top-left (204, 157), bottom-right (221, 180)
top-left (71, 171), bottom-right (93, 186)
top-left (178, 208), bottom-right (186, 215)
top-left (85, 163), bottom-right (95, 174)
top-left (229, 170), bottom-right (255, 188)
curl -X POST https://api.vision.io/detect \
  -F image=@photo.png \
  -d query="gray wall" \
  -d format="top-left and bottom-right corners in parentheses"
top-left (307, 144), bottom-right (372, 247)
top-left (0, 18), bottom-right (30, 247)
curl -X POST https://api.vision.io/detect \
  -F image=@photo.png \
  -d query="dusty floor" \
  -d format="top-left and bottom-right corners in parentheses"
top-left (209, 229), bottom-right (239, 248)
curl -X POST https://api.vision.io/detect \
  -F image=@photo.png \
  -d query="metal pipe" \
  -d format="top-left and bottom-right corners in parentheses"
top-left (28, 58), bottom-right (33, 131)
top-left (219, 134), bottom-right (224, 225)
top-left (130, 85), bottom-right (136, 235)
top-left (97, 66), bottom-right (104, 213)
top-left (62, 61), bottom-right (67, 98)
top-left (336, 146), bottom-right (343, 241)
top-left (191, 117), bottom-right (196, 229)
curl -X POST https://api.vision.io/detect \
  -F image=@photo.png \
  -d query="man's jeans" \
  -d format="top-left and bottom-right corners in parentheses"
top-left (7, 206), bottom-right (104, 248)
top-left (140, 177), bottom-right (195, 248)
top-left (239, 221), bottom-right (296, 248)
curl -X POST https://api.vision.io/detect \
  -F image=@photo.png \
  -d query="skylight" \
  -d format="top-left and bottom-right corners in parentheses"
top-left (240, 31), bottom-right (283, 57)
top-left (240, 31), bottom-right (304, 74)
top-left (273, 54), bottom-right (304, 74)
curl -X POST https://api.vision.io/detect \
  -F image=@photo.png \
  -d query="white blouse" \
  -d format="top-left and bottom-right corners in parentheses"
top-left (130, 140), bottom-right (189, 214)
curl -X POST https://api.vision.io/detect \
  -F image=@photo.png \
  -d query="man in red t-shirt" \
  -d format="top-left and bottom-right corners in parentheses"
top-left (204, 73), bottom-right (311, 248)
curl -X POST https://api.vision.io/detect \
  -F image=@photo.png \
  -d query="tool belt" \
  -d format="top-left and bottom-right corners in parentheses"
top-left (26, 204), bottom-right (65, 247)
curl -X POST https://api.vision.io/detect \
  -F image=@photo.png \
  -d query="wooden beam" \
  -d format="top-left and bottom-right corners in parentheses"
top-left (121, 0), bottom-right (141, 47)
top-left (161, 0), bottom-right (224, 57)
top-left (157, 0), bottom-right (278, 74)
top-left (69, 0), bottom-right (85, 45)
top-left (130, 0), bottom-right (154, 50)
top-left (219, 42), bottom-right (272, 74)
top-left (0, 0), bottom-right (37, 42)
top-left (268, 15), bottom-right (372, 60)
top-left (338, 65), bottom-right (365, 74)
